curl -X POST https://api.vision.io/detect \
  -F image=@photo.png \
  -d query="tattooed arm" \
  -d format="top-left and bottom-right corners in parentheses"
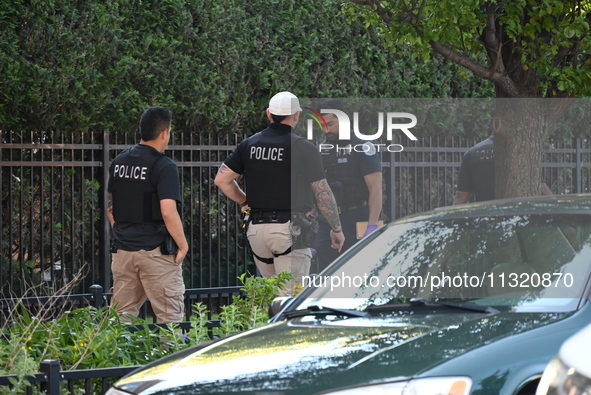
top-left (312, 178), bottom-right (345, 252)
top-left (214, 164), bottom-right (247, 206)
top-left (311, 179), bottom-right (341, 230)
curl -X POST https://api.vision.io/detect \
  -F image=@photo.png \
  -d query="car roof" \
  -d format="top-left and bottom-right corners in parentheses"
top-left (395, 194), bottom-right (591, 224)
top-left (559, 322), bottom-right (591, 378)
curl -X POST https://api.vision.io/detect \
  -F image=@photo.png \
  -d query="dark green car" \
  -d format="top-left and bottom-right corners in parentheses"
top-left (107, 194), bottom-right (591, 395)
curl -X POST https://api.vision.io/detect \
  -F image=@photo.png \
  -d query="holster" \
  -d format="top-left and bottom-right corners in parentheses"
top-left (161, 234), bottom-right (178, 255)
top-left (290, 213), bottom-right (318, 250)
top-left (158, 224), bottom-right (178, 255)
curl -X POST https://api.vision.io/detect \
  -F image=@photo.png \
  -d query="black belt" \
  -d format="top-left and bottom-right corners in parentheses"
top-left (338, 200), bottom-right (367, 213)
top-left (250, 211), bottom-right (291, 224)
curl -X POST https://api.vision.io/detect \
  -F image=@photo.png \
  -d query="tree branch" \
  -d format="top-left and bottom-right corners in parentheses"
top-left (482, 2), bottom-right (505, 74)
top-left (353, 0), bottom-right (525, 96)
top-left (428, 41), bottom-right (490, 77)
top-left (364, 0), bottom-right (393, 25)
top-left (429, 40), bottom-right (521, 97)
top-left (551, 40), bottom-right (580, 68)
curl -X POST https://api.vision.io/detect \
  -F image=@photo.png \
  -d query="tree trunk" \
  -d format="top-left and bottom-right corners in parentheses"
top-left (493, 99), bottom-right (560, 199)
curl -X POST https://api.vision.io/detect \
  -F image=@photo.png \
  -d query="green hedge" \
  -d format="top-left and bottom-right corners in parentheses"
top-left (0, 272), bottom-right (292, 392)
top-left (0, 0), bottom-right (492, 136)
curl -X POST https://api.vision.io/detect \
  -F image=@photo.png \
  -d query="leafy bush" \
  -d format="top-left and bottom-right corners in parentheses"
top-left (0, 271), bottom-right (292, 393)
top-left (212, 271), bottom-right (293, 337)
top-left (0, 0), bottom-right (492, 136)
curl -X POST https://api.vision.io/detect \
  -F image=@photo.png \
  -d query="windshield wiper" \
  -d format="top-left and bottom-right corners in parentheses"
top-left (409, 298), bottom-right (499, 314)
top-left (365, 298), bottom-right (499, 314)
top-left (283, 305), bottom-right (368, 319)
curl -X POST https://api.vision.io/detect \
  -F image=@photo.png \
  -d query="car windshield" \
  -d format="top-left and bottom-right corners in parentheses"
top-left (298, 214), bottom-right (591, 313)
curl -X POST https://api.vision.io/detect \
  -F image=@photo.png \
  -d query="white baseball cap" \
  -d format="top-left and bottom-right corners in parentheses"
top-left (268, 91), bottom-right (302, 116)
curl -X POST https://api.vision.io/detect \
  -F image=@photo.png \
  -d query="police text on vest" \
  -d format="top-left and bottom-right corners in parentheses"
top-left (113, 164), bottom-right (148, 180)
top-left (250, 146), bottom-right (284, 161)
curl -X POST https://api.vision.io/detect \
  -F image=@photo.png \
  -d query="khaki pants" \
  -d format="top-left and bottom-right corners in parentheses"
top-left (246, 221), bottom-right (311, 297)
top-left (110, 247), bottom-right (185, 323)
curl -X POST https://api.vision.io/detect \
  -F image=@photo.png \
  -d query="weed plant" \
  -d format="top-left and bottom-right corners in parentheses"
top-left (0, 271), bottom-right (292, 394)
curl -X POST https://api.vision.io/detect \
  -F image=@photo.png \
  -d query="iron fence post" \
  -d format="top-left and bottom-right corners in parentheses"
top-left (389, 150), bottom-right (396, 221)
top-left (100, 131), bottom-right (111, 291)
top-left (40, 359), bottom-right (60, 395)
top-left (89, 284), bottom-right (104, 309)
top-left (575, 138), bottom-right (582, 193)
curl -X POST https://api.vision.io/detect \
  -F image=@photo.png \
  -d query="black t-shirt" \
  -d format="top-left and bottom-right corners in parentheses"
top-left (457, 136), bottom-right (495, 202)
top-left (292, 133), bottom-right (326, 213)
top-left (224, 123), bottom-right (325, 213)
top-left (108, 144), bottom-right (181, 251)
top-left (320, 135), bottom-right (382, 206)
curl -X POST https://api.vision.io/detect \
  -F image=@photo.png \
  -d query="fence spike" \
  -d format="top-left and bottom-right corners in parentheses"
top-left (89, 284), bottom-right (104, 309)
top-left (40, 359), bottom-right (60, 395)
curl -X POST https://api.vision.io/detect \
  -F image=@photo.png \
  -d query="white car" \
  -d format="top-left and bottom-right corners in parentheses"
top-left (536, 322), bottom-right (591, 395)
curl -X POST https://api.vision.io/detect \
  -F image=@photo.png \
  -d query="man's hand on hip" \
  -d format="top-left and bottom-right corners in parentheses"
top-left (174, 244), bottom-right (188, 265)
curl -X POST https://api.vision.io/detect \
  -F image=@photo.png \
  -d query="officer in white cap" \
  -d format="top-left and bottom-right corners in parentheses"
top-left (215, 91), bottom-right (344, 296)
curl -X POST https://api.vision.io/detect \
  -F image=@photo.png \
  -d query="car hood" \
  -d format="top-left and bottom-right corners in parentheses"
top-left (116, 309), bottom-right (576, 394)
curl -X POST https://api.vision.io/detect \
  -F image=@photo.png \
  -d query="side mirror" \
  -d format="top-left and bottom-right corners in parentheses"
top-left (269, 296), bottom-right (292, 318)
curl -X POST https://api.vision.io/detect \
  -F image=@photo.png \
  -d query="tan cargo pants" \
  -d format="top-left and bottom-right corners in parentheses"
top-left (246, 221), bottom-right (312, 297)
top-left (110, 247), bottom-right (185, 323)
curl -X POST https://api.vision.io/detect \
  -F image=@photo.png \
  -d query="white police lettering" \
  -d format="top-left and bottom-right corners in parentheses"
top-left (113, 164), bottom-right (148, 180)
top-left (250, 146), bottom-right (284, 161)
top-left (476, 148), bottom-right (494, 161)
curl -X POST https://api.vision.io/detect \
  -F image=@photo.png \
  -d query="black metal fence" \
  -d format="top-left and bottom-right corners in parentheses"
top-left (1, 130), bottom-right (590, 298)
top-left (1, 131), bottom-right (590, 394)
top-left (0, 283), bottom-right (244, 326)
top-left (0, 283), bottom-right (244, 394)
top-left (0, 130), bottom-right (251, 298)
top-left (0, 359), bottom-right (141, 395)
top-left (386, 135), bottom-right (591, 220)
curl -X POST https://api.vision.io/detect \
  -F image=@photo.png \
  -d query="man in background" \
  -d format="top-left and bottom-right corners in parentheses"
top-left (454, 132), bottom-right (552, 204)
top-left (454, 133), bottom-right (495, 204)
top-left (315, 99), bottom-right (383, 273)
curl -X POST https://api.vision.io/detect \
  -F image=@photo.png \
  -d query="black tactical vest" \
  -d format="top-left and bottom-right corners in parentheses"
top-left (110, 145), bottom-right (166, 224)
top-left (320, 136), bottom-right (369, 206)
top-left (242, 126), bottom-right (292, 211)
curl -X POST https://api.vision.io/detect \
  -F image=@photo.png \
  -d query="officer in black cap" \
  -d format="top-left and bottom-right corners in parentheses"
top-left (315, 99), bottom-right (383, 272)
top-left (215, 91), bottom-right (345, 296)
top-left (107, 106), bottom-right (188, 323)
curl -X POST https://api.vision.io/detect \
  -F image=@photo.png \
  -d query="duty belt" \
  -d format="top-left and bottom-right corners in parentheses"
top-left (250, 210), bottom-right (291, 224)
top-left (338, 200), bottom-right (368, 213)
top-left (248, 210), bottom-right (293, 264)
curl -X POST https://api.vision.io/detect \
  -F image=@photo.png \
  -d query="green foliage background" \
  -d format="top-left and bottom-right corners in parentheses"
top-left (0, 272), bottom-right (291, 392)
top-left (0, 0), bottom-right (493, 136)
top-left (344, 0), bottom-right (591, 98)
